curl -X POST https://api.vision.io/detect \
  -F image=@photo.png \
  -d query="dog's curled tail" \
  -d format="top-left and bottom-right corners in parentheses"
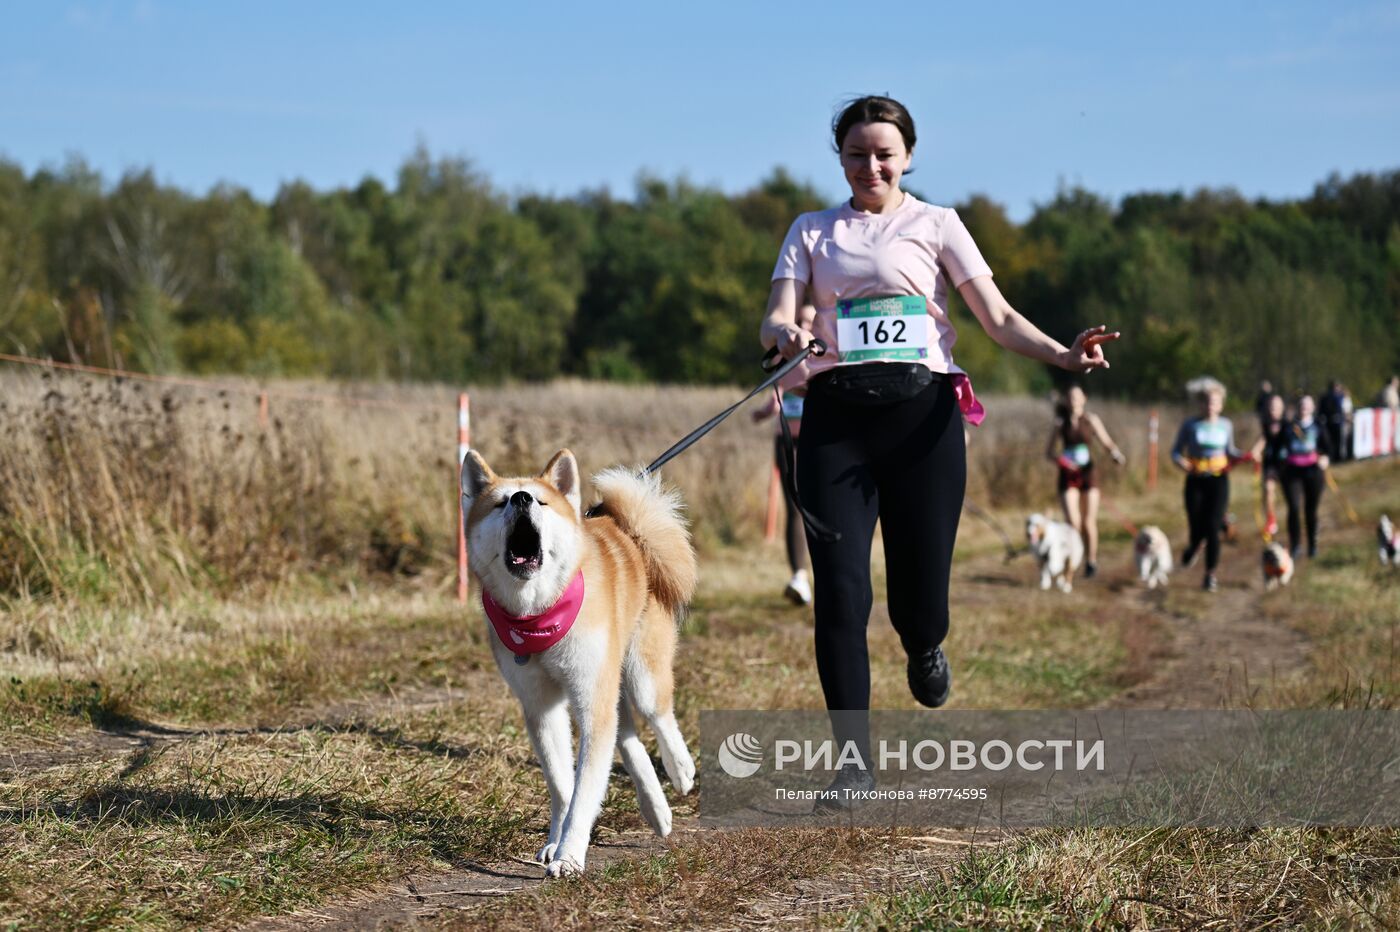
top-left (590, 468), bottom-right (697, 613)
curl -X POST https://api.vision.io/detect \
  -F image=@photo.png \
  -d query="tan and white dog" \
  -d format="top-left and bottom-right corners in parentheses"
top-left (1026, 513), bottom-right (1084, 593)
top-left (461, 449), bottom-right (697, 877)
top-left (1262, 542), bottom-right (1294, 590)
top-left (1133, 525), bottom-right (1173, 589)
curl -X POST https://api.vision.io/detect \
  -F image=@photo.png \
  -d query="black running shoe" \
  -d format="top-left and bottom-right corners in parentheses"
top-left (1307, 544), bottom-right (1317, 559)
top-left (1203, 573), bottom-right (1218, 593)
top-left (908, 646), bottom-right (951, 708)
top-left (812, 765), bottom-right (877, 814)
top-left (1084, 561), bottom-right (1098, 579)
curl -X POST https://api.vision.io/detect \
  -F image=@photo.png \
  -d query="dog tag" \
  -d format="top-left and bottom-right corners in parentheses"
top-left (514, 654), bottom-right (529, 665)
top-left (834, 296), bottom-right (929, 363)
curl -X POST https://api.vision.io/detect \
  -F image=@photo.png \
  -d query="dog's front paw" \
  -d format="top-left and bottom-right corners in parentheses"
top-left (544, 854), bottom-right (584, 878)
top-left (672, 754), bottom-right (696, 796)
top-left (535, 842), bottom-right (559, 864)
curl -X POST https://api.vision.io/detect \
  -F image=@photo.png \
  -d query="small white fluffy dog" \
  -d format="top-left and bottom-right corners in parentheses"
top-left (1262, 542), bottom-right (1295, 590)
top-left (1026, 513), bottom-right (1084, 592)
top-left (1379, 515), bottom-right (1399, 567)
top-left (1133, 525), bottom-right (1173, 589)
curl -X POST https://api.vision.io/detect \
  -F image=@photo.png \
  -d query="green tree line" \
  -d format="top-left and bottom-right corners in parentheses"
top-left (2, 148), bottom-right (1397, 401)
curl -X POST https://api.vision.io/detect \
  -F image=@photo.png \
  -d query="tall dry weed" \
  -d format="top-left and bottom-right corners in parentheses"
top-left (0, 369), bottom-right (1181, 606)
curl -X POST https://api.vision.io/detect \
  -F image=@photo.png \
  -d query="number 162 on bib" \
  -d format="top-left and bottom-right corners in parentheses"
top-left (835, 296), bottom-right (929, 363)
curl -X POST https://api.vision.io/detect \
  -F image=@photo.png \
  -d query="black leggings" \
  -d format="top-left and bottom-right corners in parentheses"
top-left (797, 374), bottom-right (965, 715)
top-left (1283, 465), bottom-right (1324, 554)
top-left (774, 435), bottom-right (809, 573)
top-left (1184, 475), bottom-right (1230, 572)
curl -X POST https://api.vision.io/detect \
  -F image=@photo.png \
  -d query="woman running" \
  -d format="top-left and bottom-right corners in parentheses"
top-left (1170, 377), bottom-right (1246, 592)
top-left (761, 95), bottom-right (1117, 802)
top-left (1280, 393), bottom-right (1332, 559)
top-left (1045, 385), bottom-right (1126, 578)
top-left (1251, 392), bottom-right (1288, 538)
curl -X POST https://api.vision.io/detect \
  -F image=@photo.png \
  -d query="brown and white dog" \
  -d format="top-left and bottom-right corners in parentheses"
top-left (1262, 542), bottom-right (1294, 590)
top-left (461, 449), bottom-right (697, 877)
top-left (1026, 513), bottom-right (1084, 592)
top-left (1133, 525), bottom-right (1173, 589)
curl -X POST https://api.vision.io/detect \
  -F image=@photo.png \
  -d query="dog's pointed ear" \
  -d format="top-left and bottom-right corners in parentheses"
top-left (461, 450), bottom-right (496, 505)
top-left (542, 449), bottom-right (581, 515)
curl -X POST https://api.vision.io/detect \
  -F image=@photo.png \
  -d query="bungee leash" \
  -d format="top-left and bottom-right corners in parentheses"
top-left (604, 339), bottom-right (841, 541)
top-left (640, 340), bottom-right (827, 476)
top-left (962, 499), bottom-right (1025, 562)
top-left (1324, 469), bottom-right (1361, 524)
top-left (1097, 493), bottom-right (1141, 539)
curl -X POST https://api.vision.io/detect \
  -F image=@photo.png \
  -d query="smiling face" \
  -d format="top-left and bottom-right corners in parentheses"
top-left (1297, 395), bottom-right (1315, 420)
top-left (839, 121), bottom-right (912, 212)
top-left (461, 449), bottom-right (584, 616)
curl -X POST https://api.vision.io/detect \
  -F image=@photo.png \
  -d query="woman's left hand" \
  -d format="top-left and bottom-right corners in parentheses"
top-left (1061, 325), bottom-right (1121, 372)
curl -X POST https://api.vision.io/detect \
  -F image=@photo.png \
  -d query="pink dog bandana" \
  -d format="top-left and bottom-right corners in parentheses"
top-left (482, 572), bottom-right (585, 657)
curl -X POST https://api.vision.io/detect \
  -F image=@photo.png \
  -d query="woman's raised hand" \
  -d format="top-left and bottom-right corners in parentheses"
top-left (1063, 325), bottom-right (1120, 372)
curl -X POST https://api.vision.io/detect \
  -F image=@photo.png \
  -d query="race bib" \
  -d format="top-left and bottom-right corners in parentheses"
top-left (780, 392), bottom-right (805, 421)
top-left (1065, 443), bottom-right (1091, 467)
top-left (1193, 421), bottom-right (1229, 452)
top-left (1288, 424), bottom-right (1318, 456)
top-left (835, 296), bottom-right (930, 363)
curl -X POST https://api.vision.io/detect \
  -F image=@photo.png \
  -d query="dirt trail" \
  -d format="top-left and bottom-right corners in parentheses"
top-left (1101, 459), bottom-right (1392, 710)
top-left (244, 829), bottom-right (672, 931)
top-left (1103, 541), bottom-right (1311, 710)
top-left (230, 515), bottom-right (1336, 930)
top-left (17, 465), bottom-right (1390, 930)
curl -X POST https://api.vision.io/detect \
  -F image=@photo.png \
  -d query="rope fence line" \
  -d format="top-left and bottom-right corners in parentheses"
top-left (0, 352), bottom-right (446, 414)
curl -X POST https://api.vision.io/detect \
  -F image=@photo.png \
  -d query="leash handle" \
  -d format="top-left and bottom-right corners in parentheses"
top-left (761, 337), bottom-right (827, 374)
top-left (641, 339), bottom-right (827, 477)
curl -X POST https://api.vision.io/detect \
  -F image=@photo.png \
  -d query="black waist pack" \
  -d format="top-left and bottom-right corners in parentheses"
top-left (813, 363), bottom-right (938, 405)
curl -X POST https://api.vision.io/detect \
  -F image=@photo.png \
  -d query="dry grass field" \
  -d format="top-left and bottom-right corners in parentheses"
top-left (1, 368), bottom-right (1398, 929)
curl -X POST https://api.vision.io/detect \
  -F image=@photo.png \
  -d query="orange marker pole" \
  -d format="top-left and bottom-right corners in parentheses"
top-left (1147, 409), bottom-right (1159, 492)
top-left (764, 463), bottom-right (781, 542)
top-left (456, 392), bottom-right (471, 604)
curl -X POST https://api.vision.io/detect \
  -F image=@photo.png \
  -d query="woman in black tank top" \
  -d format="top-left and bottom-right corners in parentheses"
top-left (1249, 393), bottom-right (1288, 538)
top-left (1045, 385), bottom-right (1126, 578)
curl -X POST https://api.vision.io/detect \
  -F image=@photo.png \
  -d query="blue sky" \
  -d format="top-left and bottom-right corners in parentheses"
top-left (3, 1), bottom-right (1398, 219)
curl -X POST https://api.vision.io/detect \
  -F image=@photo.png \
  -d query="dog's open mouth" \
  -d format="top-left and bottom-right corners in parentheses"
top-left (506, 519), bottom-right (544, 577)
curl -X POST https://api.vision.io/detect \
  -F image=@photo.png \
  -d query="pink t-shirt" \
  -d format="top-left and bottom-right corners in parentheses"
top-left (771, 193), bottom-right (992, 381)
